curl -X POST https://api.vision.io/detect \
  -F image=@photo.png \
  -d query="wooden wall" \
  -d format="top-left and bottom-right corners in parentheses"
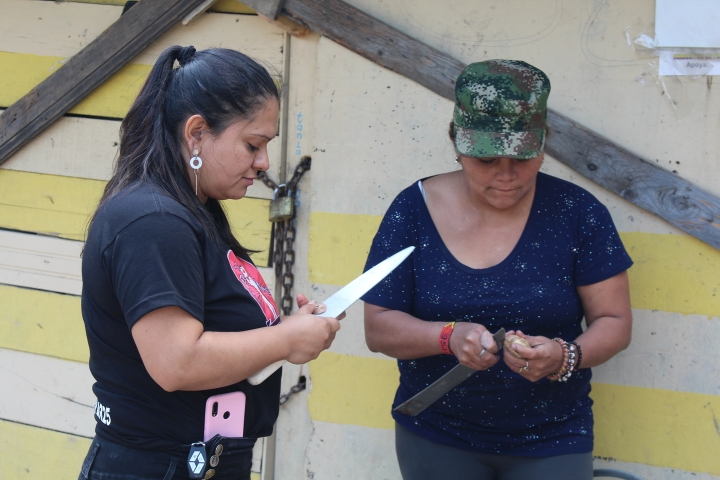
top-left (0, 1), bottom-right (281, 478)
top-left (3, 1), bottom-right (720, 479)
top-left (274, 1), bottom-right (720, 479)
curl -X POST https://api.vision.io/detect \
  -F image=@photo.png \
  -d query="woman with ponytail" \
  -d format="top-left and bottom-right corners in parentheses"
top-left (78, 46), bottom-right (340, 480)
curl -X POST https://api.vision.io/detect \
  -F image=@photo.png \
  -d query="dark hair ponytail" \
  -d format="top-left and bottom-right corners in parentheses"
top-left (91, 46), bottom-right (280, 257)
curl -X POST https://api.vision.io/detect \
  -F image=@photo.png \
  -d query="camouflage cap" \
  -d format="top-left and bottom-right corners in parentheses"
top-left (453, 59), bottom-right (550, 159)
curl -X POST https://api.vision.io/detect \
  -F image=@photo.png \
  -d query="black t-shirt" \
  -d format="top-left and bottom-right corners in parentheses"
top-left (81, 183), bottom-right (281, 453)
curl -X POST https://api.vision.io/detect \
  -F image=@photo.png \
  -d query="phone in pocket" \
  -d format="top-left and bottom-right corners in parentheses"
top-left (204, 391), bottom-right (246, 442)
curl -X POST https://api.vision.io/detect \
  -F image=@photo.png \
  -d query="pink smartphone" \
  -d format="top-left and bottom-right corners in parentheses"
top-left (204, 391), bottom-right (246, 442)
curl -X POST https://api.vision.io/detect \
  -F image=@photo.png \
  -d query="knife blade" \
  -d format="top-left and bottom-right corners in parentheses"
top-left (247, 246), bottom-right (415, 385)
top-left (393, 328), bottom-right (506, 416)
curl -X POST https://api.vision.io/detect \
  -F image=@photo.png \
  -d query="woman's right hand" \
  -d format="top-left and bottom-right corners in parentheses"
top-left (279, 300), bottom-right (341, 365)
top-left (449, 322), bottom-right (500, 370)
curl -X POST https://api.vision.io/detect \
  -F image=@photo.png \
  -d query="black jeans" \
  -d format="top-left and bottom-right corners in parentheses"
top-left (78, 435), bottom-right (256, 480)
top-left (395, 423), bottom-right (593, 480)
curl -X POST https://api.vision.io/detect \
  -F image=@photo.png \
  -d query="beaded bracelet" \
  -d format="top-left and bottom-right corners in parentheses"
top-left (547, 338), bottom-right (578, 382)
top-left (439, 321), bottom-right (456, 355)
top-left (568, 341), bottom-right (583, 372)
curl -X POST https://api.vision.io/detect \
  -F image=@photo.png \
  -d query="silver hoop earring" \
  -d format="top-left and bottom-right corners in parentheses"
top-left (455, 155), bottom-right (460, 163)
top-left (190, 149), bottom-right (202, 196)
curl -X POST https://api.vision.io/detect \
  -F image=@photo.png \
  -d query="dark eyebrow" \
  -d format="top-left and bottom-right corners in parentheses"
top-left (251, 133), bottom-right (274, 141)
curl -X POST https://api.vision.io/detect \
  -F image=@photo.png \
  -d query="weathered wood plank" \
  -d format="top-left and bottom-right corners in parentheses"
top-left (545, 111), bottom-right (720, 250)
top-left (0, 284), bottom-right (87, 362)
top-left (0, 418), bottom-right (92, 479)
top-left (1, 114), bottom-right (281, 200)
top-left (0, 230), bottom-right (83, 296)
top-left (0, 0), bottom-right (210, 166)
top-left (280, 0), bottom-right (464, 100)
top-left (277, 0), bottom-right (720, 250)
top-left (0, 348), bottom-right (95, 437)
top-left (0, 170), bottom-right (273, 264)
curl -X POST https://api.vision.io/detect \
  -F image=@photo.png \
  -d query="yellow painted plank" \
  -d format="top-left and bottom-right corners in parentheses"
top-left (620, 231), bottom-right (720, 317)
top-left (65, 0), bottom-right (125, 4)
top-left (0, 284), bottom-right (88, 363)
top-left (224, 198), bottom-right (271, 267)
top-left (592, 383), bottom-right (720, 475)
top-left (0, 419), bottom-right (91, 480)
top-left (308, 352), bottom-right (397, 430)
top-left (307, 212), bottom-right (720, 318)
top-left (211, 0), bottom-right (256, 14)
top-left (308, 212), bottom-right (382, 285)
top-left (65, 0), bottom-right (256, 12)
top-left (0, 51), bottom-right (150, 119)
top-left (0, 169), bottom-right (105, 241)
top-left (306, 351), bottom-right (720, 474)
top-left (251, 473), bottom-right (261, 480)
top-left (0, 169), bottom-right (271, 262)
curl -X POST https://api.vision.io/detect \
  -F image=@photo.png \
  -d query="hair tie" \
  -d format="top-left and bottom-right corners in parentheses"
top-left (178, 46), bottom-right (196, 67)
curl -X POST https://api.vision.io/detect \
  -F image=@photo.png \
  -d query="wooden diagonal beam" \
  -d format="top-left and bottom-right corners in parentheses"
top-left (275, 0), bottom-right (720, 250)
top-left (545, 112), bottom-right (720, 248)
top-left (0, 0), bottom-right (209, 166)
top-left (281, 0), bottom-right (464, 100)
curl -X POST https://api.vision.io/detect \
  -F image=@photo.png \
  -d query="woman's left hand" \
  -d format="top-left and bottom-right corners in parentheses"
top-left (502, 330), bottom-right (565, 382)
top-left (296, 293), bottom-right (346, 320)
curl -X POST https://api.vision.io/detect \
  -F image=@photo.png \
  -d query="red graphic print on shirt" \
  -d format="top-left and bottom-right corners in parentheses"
top-left (227, 251), bottom-right (280, 326)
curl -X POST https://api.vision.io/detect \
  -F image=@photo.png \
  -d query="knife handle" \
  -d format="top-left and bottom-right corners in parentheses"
top-left (247, 359), bottom-right (286, 385)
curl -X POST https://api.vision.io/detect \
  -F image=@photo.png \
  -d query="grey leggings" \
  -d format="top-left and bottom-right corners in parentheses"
top-left (395, 423), bottom-right (593, 480)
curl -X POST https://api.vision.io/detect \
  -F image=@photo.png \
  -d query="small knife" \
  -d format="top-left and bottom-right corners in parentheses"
top-left (247, 246), bottom-right (415, 385)
top-left (393, 328), bottom-right (506, 416)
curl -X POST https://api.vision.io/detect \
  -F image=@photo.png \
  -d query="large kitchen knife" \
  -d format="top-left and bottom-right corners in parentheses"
top-left (393, 328), bottom-right (506, 416)
top-left (248, 246), bottom-right (415, 385)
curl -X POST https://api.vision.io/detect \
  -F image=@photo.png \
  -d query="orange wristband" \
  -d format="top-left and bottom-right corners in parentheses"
top-left (439, 322), bottom-right (455, 355)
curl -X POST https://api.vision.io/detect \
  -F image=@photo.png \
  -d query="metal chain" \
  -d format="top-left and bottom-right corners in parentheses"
top-left (278, 377), bottom-right (307, 405)
top-left (257, 170), bottom-right (279, 191)
top-left (259, 156), bottom-right (312, 316)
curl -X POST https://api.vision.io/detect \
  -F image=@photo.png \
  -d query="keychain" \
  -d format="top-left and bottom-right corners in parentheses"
top-left (187, 442), bottom-right (207, 479)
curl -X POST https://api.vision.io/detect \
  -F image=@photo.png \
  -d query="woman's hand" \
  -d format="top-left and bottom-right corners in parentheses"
top-left (295, 293), bottom-right (346, 320)
top-left (277, 294), bottom-right (341, 365)
top-left (502, 330), bottom-right (564, 382)
top-left (448, 322), bottom-right (501, 370)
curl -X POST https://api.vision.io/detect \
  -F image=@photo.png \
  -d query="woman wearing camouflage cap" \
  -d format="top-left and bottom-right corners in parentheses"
top-left (362, 60), bottom-right (632, 479)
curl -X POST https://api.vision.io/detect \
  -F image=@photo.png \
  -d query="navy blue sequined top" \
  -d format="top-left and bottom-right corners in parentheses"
top-left (362, 172), bottom-right (633, 456)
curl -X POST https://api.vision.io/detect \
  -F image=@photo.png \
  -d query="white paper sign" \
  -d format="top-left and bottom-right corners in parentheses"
top-left (659, 53), bottom-right (720, 76)
top-left (656, 0), bottom-right (720, 48)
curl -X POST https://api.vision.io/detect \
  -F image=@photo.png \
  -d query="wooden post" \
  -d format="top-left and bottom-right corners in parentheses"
top-left (0, 0), bottom-right (210, 166)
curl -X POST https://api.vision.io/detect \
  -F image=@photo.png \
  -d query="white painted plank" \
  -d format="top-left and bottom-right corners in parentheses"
top-left (1, 116), bottom-right (119, 181)
top-left (592, 309), bottom-right (720, 396)
top-left (252, 437), bottom-right (264, 473)
top-left (299, 419), bottom-right (720, 480)
top-left (1, 110), bottom-right (281, 200)
top-left (0, 227), bottom-right (275, 301)
top-left (0, 229), bottom-right (83, 295)
top-left (593, 458), bottom-right (720, 480)
top-left (0, 0), bottom-right (120, 58)
top-left (0, 348), bottom-right (96, 438)
top-left (305, 420), bottom-right (400, 479)
top-left (0, 0), bottom-right (284, 69)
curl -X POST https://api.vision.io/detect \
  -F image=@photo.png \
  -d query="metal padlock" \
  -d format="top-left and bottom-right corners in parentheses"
top-left (269, 185), bottom-right (294, 222)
